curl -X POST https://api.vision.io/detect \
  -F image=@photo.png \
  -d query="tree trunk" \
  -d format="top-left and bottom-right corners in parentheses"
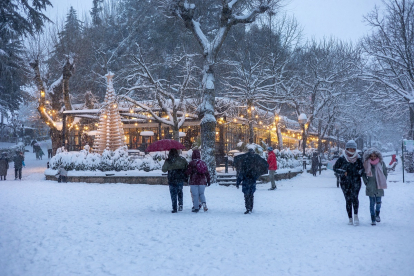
top-left (317, 120), bottom-right (322, 153)
top-left (50, 128), bottom-right (62, 155)
top-left (172, 124), bottom-right (180, 141)
top-left (247, 101), bottom-right (254, 143)
top-left (276, 124), bottom-right (283, 150)
top-left (410, 104), bottom-right (414, 139)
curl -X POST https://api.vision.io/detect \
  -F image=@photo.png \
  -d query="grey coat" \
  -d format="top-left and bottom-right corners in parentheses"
top-left (362, 149), bottom-right (387, 197)
top-left (0, 158), bottom-right (8, 175)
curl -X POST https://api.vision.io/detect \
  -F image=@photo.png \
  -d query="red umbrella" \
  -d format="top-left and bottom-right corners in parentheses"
top-left (145, 139), bottom-right (185, 152)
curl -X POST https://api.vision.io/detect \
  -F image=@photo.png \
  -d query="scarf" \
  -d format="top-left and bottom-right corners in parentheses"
top-left (344, 149), bottom-right (358, 163)
top-left (363, 158), bottom-right (387, 189)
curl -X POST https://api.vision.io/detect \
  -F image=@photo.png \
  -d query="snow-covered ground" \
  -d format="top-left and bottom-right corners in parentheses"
top-left (1, 147), bottom-right (413, 276)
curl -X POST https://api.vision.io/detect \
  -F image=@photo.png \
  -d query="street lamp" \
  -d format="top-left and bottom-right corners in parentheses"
top-left (298, 113), bottom-right (307, 169)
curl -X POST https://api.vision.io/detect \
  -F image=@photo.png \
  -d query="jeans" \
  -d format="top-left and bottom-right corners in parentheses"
top-left (369, 196), bottom-right (382, 216)
top-left (169, 182), bottom-right (183, 210)
top-left (190, 185), bottom-right (206, 209)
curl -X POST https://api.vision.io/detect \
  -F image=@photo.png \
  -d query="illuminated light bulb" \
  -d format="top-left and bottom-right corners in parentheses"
top-left (251, 107), bottom-right (255, 110)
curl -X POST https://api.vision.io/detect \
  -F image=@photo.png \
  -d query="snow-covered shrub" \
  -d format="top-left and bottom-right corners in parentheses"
top-left (274, 149), bottom-right (301, 169)
top-left (98, 146), bottom-right (135, 171)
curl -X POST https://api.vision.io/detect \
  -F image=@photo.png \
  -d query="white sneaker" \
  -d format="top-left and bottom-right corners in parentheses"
top-left (353, 215), bottom-right (359, 226)
top-left (348, 218), bottom-right (353, 225)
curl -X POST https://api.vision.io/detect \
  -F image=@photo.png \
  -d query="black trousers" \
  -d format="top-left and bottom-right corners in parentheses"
top-left (15, 168), bottom-right (22, 180)
top-left (341, 183), bottom-right (361, 218)
top-left (244, 193), bottom-right (254, 211)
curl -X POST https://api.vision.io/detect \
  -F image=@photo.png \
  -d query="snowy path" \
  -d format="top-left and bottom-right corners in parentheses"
top-left (0, 150), bottom-right (413, 276)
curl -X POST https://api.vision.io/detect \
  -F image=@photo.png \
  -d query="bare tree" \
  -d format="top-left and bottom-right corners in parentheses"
top-left (119, 46), bottom-right (198, 141)
top-left (361, 0), bottom-right (414, 138)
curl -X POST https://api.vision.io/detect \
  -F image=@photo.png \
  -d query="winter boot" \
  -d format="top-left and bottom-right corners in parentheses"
top-left (192, 208), bottom-right (199, 213)
top-left (371, 215), bottom-right (376, 225)
top-left (244, 210), bottom-right (251, 214)
top-left (375, 211), bottom-right (381, 222)
top-left (353, 214), bottom-right (359, 226)
top-left (348, 217), bottom-right (353, 225)
top-left (171, 209), bottom-right (177, 213)
top-left (202, 202), bottom-right (208, 212)
top-left (178, 205), bottom-right (183, 212)
top-left (268, 187), bottom-right (276, 190)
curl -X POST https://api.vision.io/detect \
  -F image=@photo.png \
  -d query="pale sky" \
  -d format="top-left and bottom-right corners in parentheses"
top-left (46, 0), bottom-right (384, 42)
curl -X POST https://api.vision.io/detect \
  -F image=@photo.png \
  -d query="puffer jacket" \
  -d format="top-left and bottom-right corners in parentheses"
top-left (267, 151), bottom-right (277, 170)
top-left (185, 150), bottom-right (211, 185)
top-left (162, 156), bottom-right (188, 185)
top-left (333, 155), bottom-right (364, 188)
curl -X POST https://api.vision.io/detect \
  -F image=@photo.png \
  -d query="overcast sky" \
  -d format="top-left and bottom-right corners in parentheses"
top-left (46, 0), bottom-right (384, 42)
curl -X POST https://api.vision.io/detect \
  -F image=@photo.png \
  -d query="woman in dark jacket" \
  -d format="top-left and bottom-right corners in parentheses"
top-left (185, 149), bottom-right (210, 212)
top-left (162, 149), bottom-right (188, 213)
top-left (333, 140), bottom-right (364, 226)
top-left (0, 153), bottom-right (9, 180)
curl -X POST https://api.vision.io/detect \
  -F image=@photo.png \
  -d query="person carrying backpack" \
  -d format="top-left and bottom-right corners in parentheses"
top-left (185, 149), bottom-right (211, 212)
top-left (236, 148), bottom-right (268, 214)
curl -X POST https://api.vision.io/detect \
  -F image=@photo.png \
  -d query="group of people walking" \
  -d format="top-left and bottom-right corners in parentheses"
top-left (0, 151), bottom-right (25, 180)
top-left (334, 140), bottom-right (388, 226)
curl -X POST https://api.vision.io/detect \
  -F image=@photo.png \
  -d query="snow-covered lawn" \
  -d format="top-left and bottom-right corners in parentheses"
top-left (1, 149), bottom-right (413, 276)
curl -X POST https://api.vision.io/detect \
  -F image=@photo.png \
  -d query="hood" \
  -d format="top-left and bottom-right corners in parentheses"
top-left (192, 149), bottom-right (201, 160)
top-left (363, 147), bottom-right (383, 163)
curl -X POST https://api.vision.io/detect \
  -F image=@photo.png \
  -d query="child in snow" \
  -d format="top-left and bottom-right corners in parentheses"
top-left (185, 149), bottom-right (210, 212)
top-left (362, 148), bottom-right (387, 226)
top-left (333, 140), bottom-right (364, 226)
top-left (56, 166), bottom-right (68, 183)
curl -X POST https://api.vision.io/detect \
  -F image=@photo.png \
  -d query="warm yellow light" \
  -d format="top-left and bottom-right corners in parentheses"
top-left (135, 123), bottom-right (138, 126)
top-left (240, 115), bottom-right (244, 118)
top-left (113, 104), bottom-right (117, 108)
top-left (129, 109), bottom-right (133, 113)
top-left (216, 132), bottom-right (219, 135)
top-left (185, 114), bottom-right (189, 117)
top-left (40, 91), bottom-right (45, 97)
top-left (255, 115), bottom-right (258, 118)
top-left (95, 123), bottom-right (98, 126)
top-left (259, 121), bottom-right (262, 124)
top-left (251, 107), bottom-right (255, 110)
top-left (233, 119), bottom-right (237, 122)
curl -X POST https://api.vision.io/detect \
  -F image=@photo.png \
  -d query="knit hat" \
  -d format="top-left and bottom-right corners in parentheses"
top-left (345, 140), bottom-right (357, 149)
top-left (267, 147), bottom-right (273, 151)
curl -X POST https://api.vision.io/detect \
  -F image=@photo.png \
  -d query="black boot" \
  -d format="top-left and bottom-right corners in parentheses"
top-left (244, 194), bottom-right (250, 214)
top-left (375, 211), bottom-right (381, 222)
top-left (371, 215), bottom-right (376, 225)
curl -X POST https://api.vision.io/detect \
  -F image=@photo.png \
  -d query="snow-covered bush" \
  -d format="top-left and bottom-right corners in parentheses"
top-left (49, 146), bottom-right (166, 172)
top-left (274, 149), bottom-right (302, 169)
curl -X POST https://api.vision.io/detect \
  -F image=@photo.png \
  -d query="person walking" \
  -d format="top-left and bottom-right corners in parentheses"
top-left (318, 153), bottom-right (323, 175)
top-left (311, 152), bottom-right (319, 176)
top-left (236, 148), bottom-right (267, 214)
top-left (333, 140), bottom-right (364, 226)
top-left (185, 149), bottom-right (210, 213)
top-left (362, 148), bottom-right (387, 226)
top-left (0, 152), bottom-right (9, 180)
top-left (267, 147), bottom-right (277, 190)
top-left (31, 139), bottom-right (37, 153)
top-left (14, 151), bottom-right (25, 180)
top-left (162, 148), bottom-right (188, 213)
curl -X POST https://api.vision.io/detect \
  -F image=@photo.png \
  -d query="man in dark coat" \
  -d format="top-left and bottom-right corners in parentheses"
top-left (31, 139), bottom-right (37, 153)
top-left (14, 151), bottom-right (25, 180)
top-left (236, 148), bottom-right (268, 214)
top-left (162, 148), bottom-right (188, 213)
top-left (0, 153), bottom-right (9, 180)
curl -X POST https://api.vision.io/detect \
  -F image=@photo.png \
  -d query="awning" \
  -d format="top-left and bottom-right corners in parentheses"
top-left (140, 131), bottom-right (155, 136)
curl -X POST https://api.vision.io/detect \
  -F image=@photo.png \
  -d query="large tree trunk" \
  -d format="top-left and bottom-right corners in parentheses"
top-left (200, 65), bottom-right (217, 183)
top-left (317, 120), bottom-right (322, 153)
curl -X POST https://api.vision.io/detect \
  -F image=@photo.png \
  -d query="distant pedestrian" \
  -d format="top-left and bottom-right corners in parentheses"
top-left (31, 139), bottom-right (37, 153)
top-left (333, 140), bottom-right (364, 226)
top-left (362, 148), bottom-right (387, 226)
top-left (236, 148), bottom-right (268, 214)
top-left (14, 151), bottom-right (25, 180)
top-left (311, 152), bottom-right (319, 176)
top-left (185, 149), bottom-right (210, 212)
top-left (0, 153), bottom-right (9, 180)
top-left (267, 147), bottom-right (277, 190)
top-left (38, 148), bottom-right (45, 160)
top-left (162, 149), bottom-right (188, 213)
top-left (318, 153), bottom-right (323, 175)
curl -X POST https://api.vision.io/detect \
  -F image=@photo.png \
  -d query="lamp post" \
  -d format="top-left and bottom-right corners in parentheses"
top-left (298, 113), bottom-right (308, 169)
